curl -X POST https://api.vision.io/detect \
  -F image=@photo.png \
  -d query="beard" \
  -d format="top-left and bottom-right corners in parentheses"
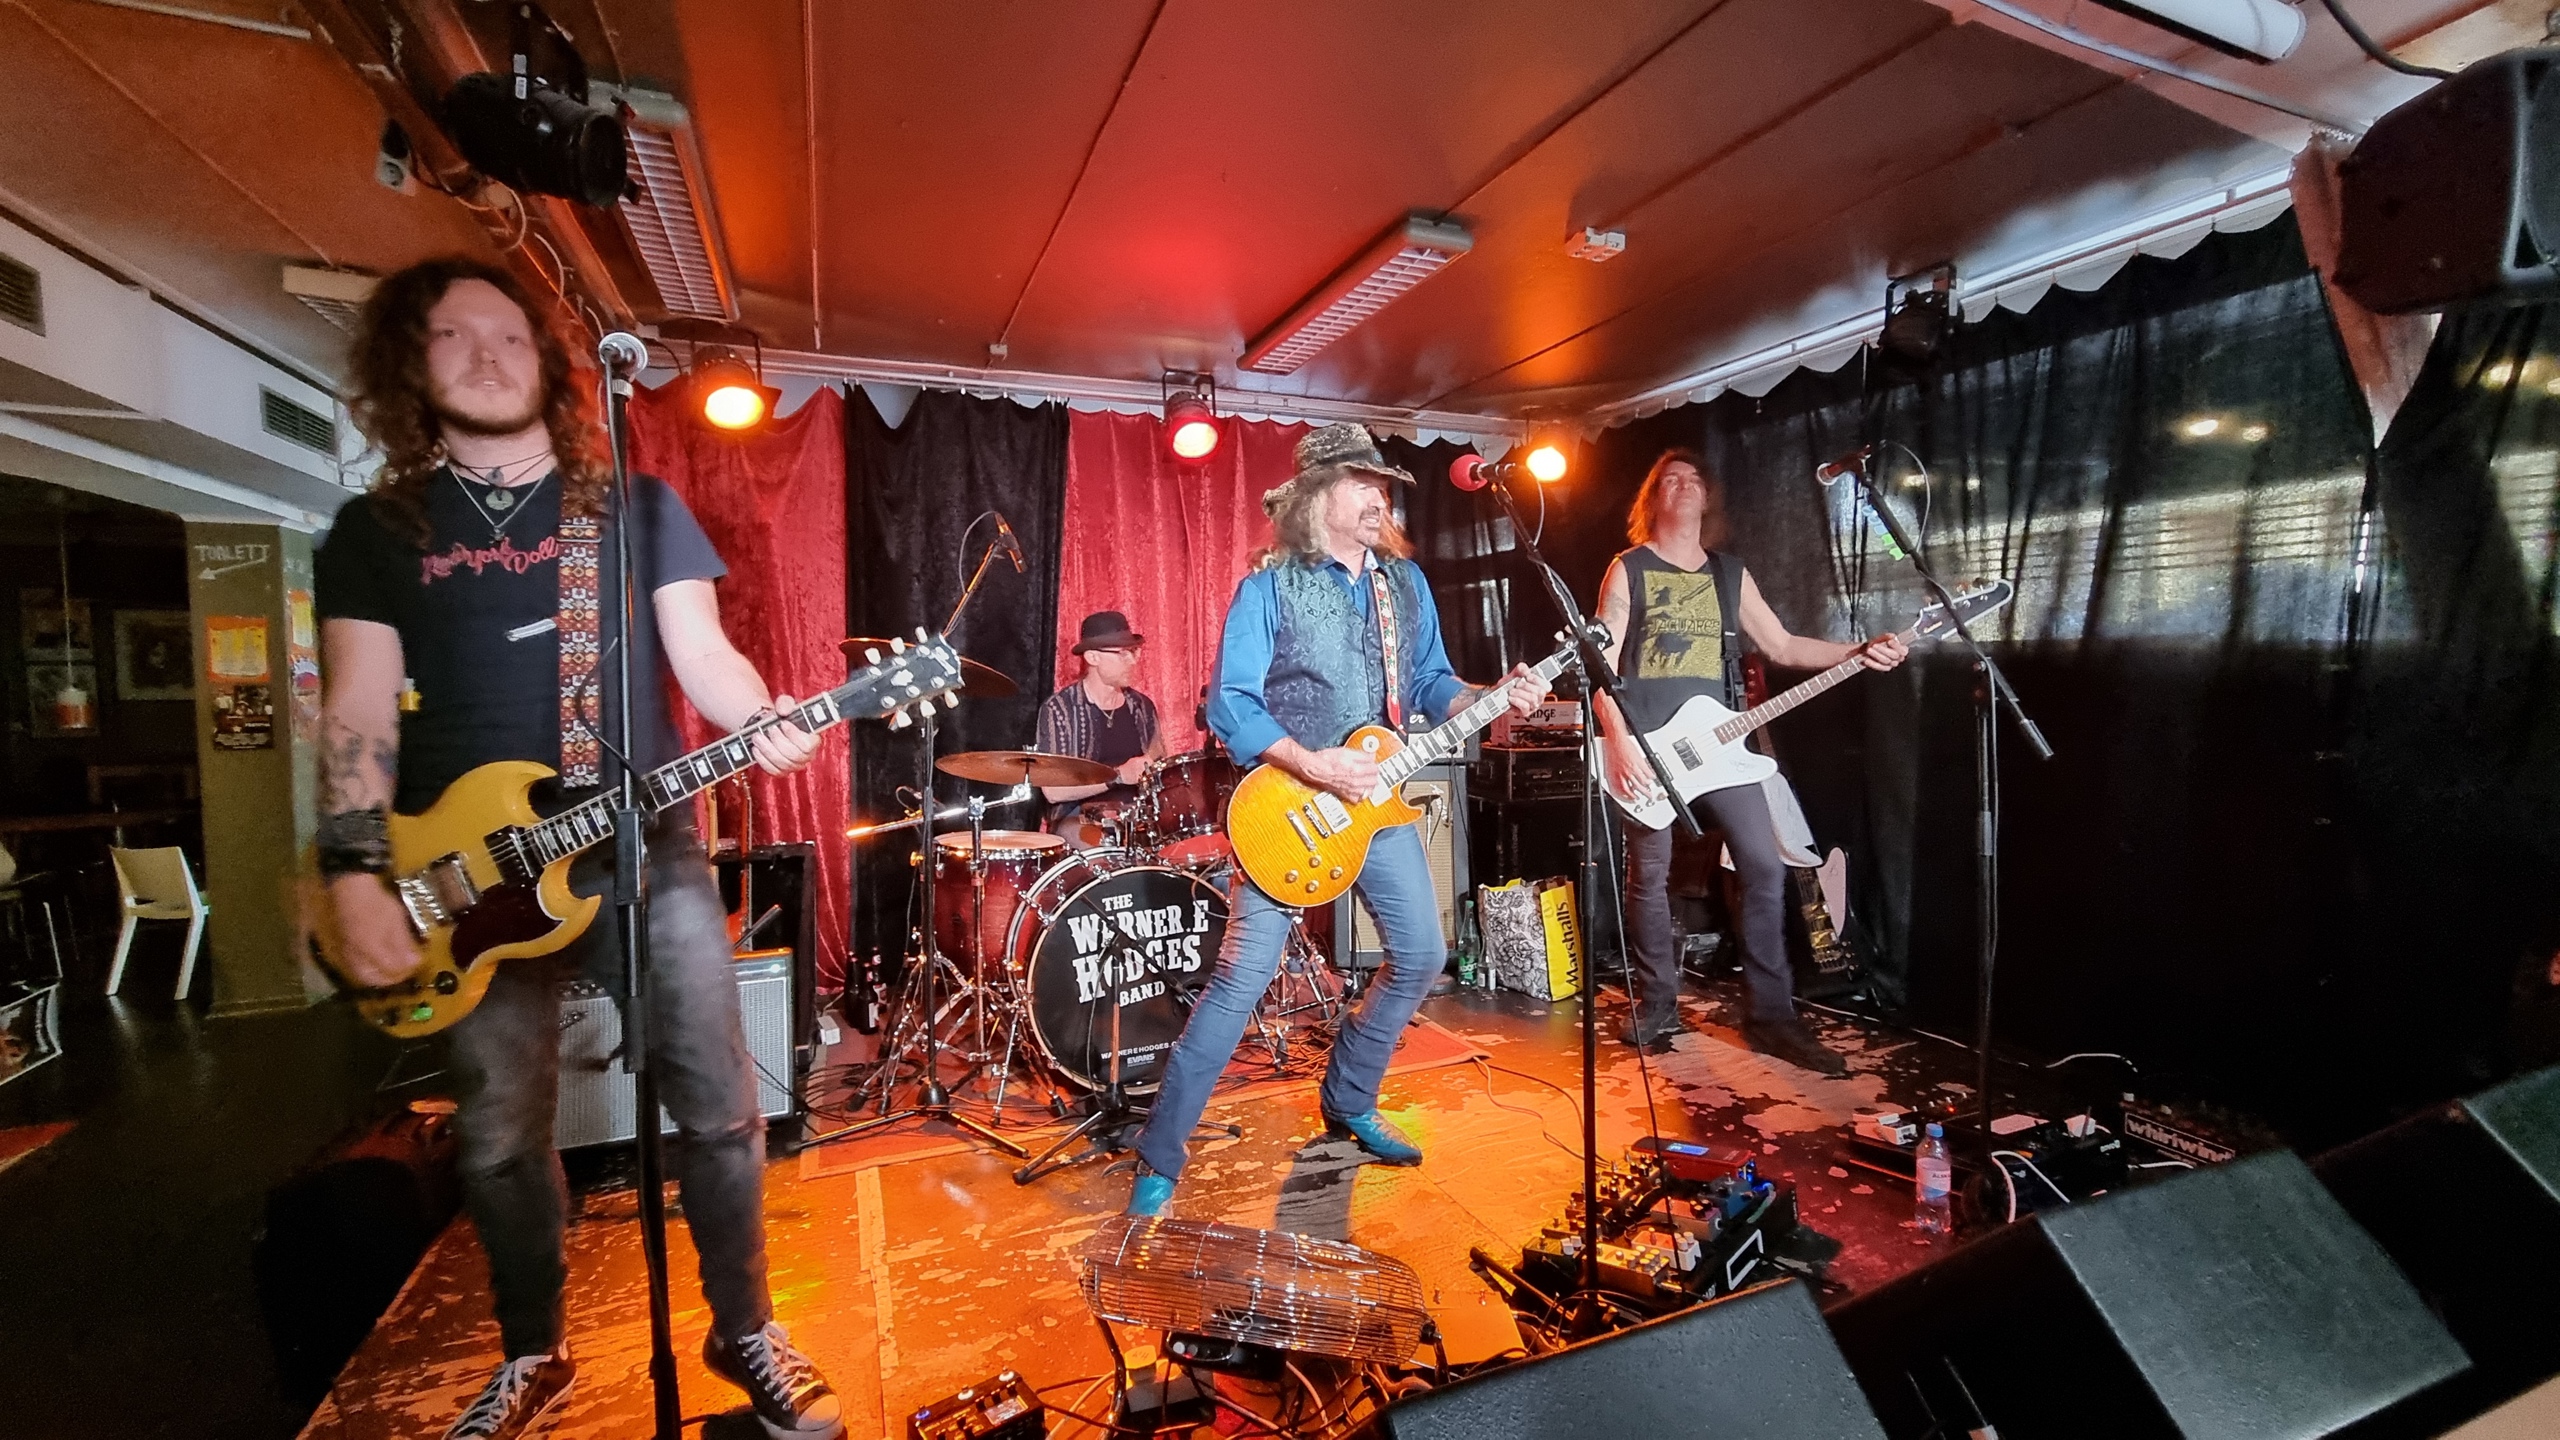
top-left (429, 380), bottom-right (547, 440)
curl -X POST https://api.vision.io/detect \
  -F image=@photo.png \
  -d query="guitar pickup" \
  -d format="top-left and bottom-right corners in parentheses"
top-left (1672, 739), bottom-right (1701, 769)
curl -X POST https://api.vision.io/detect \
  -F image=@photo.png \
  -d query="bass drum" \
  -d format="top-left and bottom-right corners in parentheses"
top-left (1005, 849), bottom-right (1227, 1094)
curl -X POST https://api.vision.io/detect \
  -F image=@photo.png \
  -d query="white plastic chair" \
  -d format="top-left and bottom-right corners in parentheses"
top-left (106, 846), bottom-right (208, 1000)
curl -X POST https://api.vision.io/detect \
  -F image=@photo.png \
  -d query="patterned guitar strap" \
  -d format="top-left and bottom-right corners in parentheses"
top-left (556, 514), bottom-right (603, 787)
top-left (1368, 565), bottom-right (1403, 731)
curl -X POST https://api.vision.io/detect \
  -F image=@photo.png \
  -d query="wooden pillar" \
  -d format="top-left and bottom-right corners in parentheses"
top-left (183, 521), bottom-right (325, 1015)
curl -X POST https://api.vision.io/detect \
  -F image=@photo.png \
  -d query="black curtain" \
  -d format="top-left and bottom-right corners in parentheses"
top-left (844, 387), bottom-right (1070, 965)
top-left (1398, 216), bottom-right (2560, 1142)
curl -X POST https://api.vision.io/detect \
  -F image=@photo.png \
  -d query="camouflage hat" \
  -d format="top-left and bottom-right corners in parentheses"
top-left (1262, 422), bottom-right (1413, 517)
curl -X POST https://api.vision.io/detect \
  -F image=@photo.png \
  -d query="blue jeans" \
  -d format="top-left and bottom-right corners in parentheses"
top-left (1134, 821), bottom-right (1445, 1179)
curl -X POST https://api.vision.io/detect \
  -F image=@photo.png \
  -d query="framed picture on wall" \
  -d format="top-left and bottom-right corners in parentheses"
top-left (18, 589), bottom-right (92, 661)
top-left (114, 609), bottom-right (194, 701)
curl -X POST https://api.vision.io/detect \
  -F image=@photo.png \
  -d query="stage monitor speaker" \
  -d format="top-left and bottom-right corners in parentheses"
top-left (552, 950), bottom-right (798, 1150)
top-left (1824, 1151), bottom-right (2468, 1439)
top-left (2336, 49), bottom-right (2560, 314)
top-left (2317, 1064), bottom-right (2560, 1406)
top-left (1354, 1277), bottom-right (1880, 1438)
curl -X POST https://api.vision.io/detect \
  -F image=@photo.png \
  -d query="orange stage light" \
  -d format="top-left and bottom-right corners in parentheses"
top-left (1525, 444), bottom-right (1569, 483)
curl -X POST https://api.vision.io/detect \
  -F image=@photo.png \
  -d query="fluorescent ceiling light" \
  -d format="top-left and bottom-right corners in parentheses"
top-left (282, 264), bottom-right (377, 333)
top-left (605, 86), bottom-right (738, 320)
top-left (1243, 213), bottom-right (1472, 375)
top-left (2090, 0), bottom-right (2305, 64)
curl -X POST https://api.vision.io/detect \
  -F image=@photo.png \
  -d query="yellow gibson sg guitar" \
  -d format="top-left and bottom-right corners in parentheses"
top-left (1227, 638), bottom-right (1579, 908)
top-left (308, 632), bottom-right (965, 1037)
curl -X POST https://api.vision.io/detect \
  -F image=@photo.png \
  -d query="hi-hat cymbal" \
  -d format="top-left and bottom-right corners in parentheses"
top-left (839, 637), bottom-right (1017, 698)
top-left (936, 749), bottom-right (1111, 787)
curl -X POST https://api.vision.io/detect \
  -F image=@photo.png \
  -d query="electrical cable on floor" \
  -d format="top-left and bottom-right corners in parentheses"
top-left (1990, 1147), bottom-right (2073, 1209)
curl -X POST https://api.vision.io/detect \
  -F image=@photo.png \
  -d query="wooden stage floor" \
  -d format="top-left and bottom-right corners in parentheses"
top-left (301, 979), bottom-right (1980, 1439)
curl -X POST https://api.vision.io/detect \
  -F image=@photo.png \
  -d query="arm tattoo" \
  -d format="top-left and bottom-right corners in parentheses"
top-left (320, 717), bottom-right (398, 813)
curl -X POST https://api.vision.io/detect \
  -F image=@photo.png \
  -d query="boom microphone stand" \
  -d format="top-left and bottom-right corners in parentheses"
top-left (1475, 472), bottom-right (1699, 1331)
top-left (1834, 451), bottom-right (2052, 1136)
top-left (596, 332), bottom-right (682, 1439)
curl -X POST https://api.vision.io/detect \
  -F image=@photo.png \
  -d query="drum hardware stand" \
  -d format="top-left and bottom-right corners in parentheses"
top-left (1250, 914), bottom-right (1344, 1068)
top-left (1012, 980), bottom-right (1240, 1186)
top-left (808, 531), bottom-right (1027, 1161)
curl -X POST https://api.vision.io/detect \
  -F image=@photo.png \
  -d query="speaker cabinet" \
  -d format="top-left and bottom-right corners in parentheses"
top-left (2318, 1065), bottom-right (2560, 1405)
top-left (552, 950), bottom-right (798, 1150)
top-left (1338, 760), bottom-right (1468, 969)
top-left (1824, 1152), bottom-right (2468, 1439)
top-left (716, 842), bottom-right (819, 1049)
top-left (2337, 48), bottom-right (2560, 313)
top-left (1354, 1278), bottom-right (1883, 1439)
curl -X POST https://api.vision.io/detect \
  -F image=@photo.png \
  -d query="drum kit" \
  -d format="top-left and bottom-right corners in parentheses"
top-left (826, 637), bottom-right (1345, 1184)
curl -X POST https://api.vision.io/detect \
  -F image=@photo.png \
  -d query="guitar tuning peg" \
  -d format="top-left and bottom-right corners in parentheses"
top-left (889, 709), bottom-right (912, 730)
top-left (915, 626), bottom-right (929, 642)
top-left (865, 647), bottom-right (882, 665)
top-left (942, 692), bottom-right (960, 711)
top-left (890, 636), bottom-right (906, 653)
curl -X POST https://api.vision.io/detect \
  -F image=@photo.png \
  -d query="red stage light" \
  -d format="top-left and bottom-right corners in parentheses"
top-left (1164, 388), bottom-right (1222, 462)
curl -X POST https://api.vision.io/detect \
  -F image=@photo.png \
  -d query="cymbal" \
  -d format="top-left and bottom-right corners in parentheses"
top-left (839, 637), bottom-right (1017, 698)
top-left (936, 749), bottom-right (1111, 787)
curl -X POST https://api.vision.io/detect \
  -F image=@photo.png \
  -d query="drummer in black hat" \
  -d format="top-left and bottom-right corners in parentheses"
top-left (1033, 609), bottom-right (1167, 844)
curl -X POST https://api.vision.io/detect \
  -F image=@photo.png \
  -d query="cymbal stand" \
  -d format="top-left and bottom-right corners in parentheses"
top-left (1012, 974), bottom-right (1240, 1185)
top-left (1249, 912), bottom-right (1344, 1068)
top-left (809, 669), bottom-right (1024, 1158)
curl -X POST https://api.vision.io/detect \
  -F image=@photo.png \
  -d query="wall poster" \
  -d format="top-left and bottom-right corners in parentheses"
top-left (205, 614), bottom-right (273, 751)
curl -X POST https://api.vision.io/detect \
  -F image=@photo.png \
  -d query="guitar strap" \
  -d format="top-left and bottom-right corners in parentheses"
top-left (1368, 564), bottom-right (1403, 730)
top-left (1708, 549), bottom-right (1744, 710)
top-left (557, 514), bottom-right (603, 788)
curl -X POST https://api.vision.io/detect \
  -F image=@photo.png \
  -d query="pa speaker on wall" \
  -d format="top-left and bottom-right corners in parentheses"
top-left (1353, 1278), bottom-right (1884, 1439)
top-left (1824, 1152), bottom-right (2468, 1439)
top-left (2317, 1065), bottom-right (2560, 1405)
top-left (2336, 48), bottom-right (2560, 314)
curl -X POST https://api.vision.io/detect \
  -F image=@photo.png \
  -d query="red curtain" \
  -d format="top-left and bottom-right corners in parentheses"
top-left (628, 383), bottom-right (852, 987)
top-left (1055, 411), bottom-right (1307, 752)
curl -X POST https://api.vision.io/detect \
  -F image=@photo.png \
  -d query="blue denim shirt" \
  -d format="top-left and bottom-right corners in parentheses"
top-left (1207, 550), bottom-right (1465, 761)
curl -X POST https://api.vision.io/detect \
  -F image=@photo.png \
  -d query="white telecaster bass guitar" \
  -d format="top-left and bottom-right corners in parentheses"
top-left (1592, 581), bottom-right (2015, 831)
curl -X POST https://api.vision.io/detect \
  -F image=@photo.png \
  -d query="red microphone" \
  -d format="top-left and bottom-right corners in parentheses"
top-left (1449, 453), bottom-right (1512, 491)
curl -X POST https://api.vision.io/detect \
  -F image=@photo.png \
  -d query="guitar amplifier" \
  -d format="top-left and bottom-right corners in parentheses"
top-left (1337, 761), bottom-right (1469, 966)
top-left (553, 949), bottom-right (798, 1150)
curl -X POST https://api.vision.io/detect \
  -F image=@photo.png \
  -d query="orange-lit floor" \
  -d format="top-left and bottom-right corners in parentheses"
top-left (299, 977), bottom-right (1985, 1440)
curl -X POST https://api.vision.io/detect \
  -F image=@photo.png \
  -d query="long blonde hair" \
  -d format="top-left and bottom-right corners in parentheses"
top-left (1626, 447), bottom-right (1728, 548)
top-left (1254, 470), bottom-right (1414, 569)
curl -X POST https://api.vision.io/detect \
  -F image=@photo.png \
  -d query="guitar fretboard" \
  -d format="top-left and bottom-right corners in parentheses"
top-left (519, 691), bottom-right (849, 868)
top-left (1709, 648), bottom-right (1880, 746)
top-left (1381, 647), bottom-right (1577, 786)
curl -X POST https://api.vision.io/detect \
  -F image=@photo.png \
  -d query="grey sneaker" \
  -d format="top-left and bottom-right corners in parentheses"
top-left (444, 1348), bottom-right (575, 1440)
top-left (704, 1321), bottom-right (845, 1438)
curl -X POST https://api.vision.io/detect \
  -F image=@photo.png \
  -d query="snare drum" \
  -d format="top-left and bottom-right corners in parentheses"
top-left (1131, 749), bottom-right (1241, 870)
top-left (931, 829), bottom-right (1066, 973)
top-left (1004, 851), bottom-right (1227, 1093)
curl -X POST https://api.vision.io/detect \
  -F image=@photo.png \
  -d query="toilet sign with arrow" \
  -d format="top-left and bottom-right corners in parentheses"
top-left (193, 541), bottom-right (272, 582)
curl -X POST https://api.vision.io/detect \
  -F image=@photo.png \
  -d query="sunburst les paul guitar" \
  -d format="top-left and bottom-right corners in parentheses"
top-left (1589, 580), bottom-right (2015, 831)
top-left (1227, 638), bottom-right (1581, 908)
top-left (308, 633), bottom-right (965, 1037)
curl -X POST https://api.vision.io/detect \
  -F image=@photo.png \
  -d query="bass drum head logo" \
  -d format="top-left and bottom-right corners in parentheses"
top-left (1023, 864), bottom-right (1227, 1093)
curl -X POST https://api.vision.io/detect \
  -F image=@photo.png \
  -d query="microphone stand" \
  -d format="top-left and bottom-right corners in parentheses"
top-left (597, 340), bottom-right (681, 1439)
top-left (1836, 455), bottom-right (2052, 1137)
top-left (1476, 473), bottom-right (1700, 1334)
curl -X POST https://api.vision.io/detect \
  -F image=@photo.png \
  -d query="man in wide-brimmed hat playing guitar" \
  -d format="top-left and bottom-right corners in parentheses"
top-left (1124, 423), bottom-right (1546, 1217)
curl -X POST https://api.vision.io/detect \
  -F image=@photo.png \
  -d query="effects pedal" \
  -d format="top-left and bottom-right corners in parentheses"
top-left (906, 1371), bottom-right (1044, 1440)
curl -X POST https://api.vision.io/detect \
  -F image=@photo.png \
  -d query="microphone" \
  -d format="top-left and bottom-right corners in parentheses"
top-left (1448, 453), bottom-right (1531, 491)
top-left (993, 513), bottom-right (1026, 574)
top-left (597, 331), bottom-right (650, 378)
top-left (1814, 444), bottom-right (1874, 486)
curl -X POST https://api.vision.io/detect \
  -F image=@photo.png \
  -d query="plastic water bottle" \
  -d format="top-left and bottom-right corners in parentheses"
top-left (1914, 1122), bottom-right (1953, 1235)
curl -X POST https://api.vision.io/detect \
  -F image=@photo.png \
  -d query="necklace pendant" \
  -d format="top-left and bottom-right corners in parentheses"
top-left (485, 488), bottom-right (514, 511)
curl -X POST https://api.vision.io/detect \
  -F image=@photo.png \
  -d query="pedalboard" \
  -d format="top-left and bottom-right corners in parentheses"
top-left (1511, 1147), bottom-right (1799, 1313)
